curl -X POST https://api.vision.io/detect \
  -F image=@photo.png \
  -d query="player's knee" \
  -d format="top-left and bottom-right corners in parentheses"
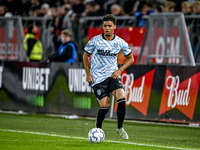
top-left (99, 103), bottom-right (110, 108)
top-left (112, 89), bottom-right (125, 100)
top-left (99, 100), bottom-right (110, 107)
top-left (99, 97), bottom-right (110, 107)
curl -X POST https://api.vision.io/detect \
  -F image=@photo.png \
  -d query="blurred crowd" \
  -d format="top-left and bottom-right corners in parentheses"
top-left (0, 0), bottom-right (200, 27)
top-left (0, 0), bottom-right (200, 60)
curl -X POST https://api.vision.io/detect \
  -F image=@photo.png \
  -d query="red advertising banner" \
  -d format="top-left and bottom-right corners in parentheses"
top-left (159, 69), bottom-right (200, 120)
top-left (0, 28), bottom-right (19, 60)
top-left (151, 28), bottom-right (187, 64)
top-left (114, 69), bottom-right (155, 116)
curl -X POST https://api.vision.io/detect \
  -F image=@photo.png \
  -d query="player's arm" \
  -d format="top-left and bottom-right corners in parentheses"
top-left (111, 53), bottom-right (134, 79)
top-left (119, 53), bottom-right (134, 72)
top-left (83, 52), bottom-right (94, 84)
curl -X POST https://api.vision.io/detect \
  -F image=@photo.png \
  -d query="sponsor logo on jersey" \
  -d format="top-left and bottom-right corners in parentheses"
top-left (97, 50), bottom-right (117, 56)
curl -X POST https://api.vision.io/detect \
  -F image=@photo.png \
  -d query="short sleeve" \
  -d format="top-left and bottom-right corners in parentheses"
top-left (84, 38), bottom-right (95, 54)
top-left (121, 41), bottom-right (132, 56)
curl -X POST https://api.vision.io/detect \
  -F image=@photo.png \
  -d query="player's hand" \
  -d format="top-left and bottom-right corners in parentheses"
top-left (111, 69), bottom-right (122, 79)
top-left (87, 74), bottom-right (94, 85)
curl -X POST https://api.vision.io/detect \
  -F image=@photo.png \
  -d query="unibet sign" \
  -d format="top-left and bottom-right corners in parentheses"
top-left (22, 67), bottom-right (50, 91)
top-left (68, 68), bottom-right (92, 93)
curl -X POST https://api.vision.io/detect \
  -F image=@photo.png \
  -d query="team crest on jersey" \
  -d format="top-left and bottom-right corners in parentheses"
top-left (97, 89), bottom-right (101, 96)
top-left (113, 43), bottom-right (118, 48)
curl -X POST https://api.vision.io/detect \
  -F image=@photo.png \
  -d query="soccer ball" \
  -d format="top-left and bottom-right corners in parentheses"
top-left (88, 128), bottom-right (105, 143)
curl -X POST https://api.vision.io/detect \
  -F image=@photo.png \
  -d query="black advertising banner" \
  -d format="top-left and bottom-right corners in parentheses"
top-left (0, 62), bottom-right (98, 116)
top-left (0, 62), bottom-right (51, 112)
top-left (0, 61), bottom-right (200, 124)
top-left (3, 62), bottom-right (49, 102)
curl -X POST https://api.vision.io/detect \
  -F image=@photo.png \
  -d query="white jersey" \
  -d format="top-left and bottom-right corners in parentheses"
top-left (84, 34), bottom-right (131, 86)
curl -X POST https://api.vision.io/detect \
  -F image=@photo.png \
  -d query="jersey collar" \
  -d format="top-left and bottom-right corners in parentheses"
top-left (102, 33), bottom-right (116, 41)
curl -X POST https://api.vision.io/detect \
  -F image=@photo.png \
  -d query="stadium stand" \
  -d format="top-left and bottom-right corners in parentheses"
top-left (0, 0), bottom-right (200, 64)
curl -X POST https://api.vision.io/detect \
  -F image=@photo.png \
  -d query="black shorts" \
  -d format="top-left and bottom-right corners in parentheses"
top-left (93, 77), bottom-right (124, 101)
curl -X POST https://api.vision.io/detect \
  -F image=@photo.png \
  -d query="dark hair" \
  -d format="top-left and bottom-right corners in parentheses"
top-left (26, 24), bottom-right (34, 33)
top-left (102, 14), bottom-right (117, 25)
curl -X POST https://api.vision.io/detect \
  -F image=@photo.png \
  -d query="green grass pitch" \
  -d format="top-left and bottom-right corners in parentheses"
top-left (0, 113), bottom-right (199, 150)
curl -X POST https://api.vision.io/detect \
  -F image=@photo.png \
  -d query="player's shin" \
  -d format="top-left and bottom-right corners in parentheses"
top-left (96, 107), bottom-right (110, 128)
top-left (117, 98), bottom-right (126, 129)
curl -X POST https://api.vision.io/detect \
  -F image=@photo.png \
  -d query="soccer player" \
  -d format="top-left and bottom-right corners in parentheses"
top-left (83, 14), bottom-right (134, 140)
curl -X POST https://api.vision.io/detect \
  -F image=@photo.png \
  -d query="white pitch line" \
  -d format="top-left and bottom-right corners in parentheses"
top-left (0, 129), bottom-right (197, 150)
top-left (0, 140), bottom-right (67, 141)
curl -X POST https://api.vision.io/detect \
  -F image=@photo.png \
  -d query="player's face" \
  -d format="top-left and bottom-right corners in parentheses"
top-left (103, 21), bottom-right (116, 37)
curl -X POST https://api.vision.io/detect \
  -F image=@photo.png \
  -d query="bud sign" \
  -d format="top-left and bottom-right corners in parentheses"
top-left (159, 69), bottom-right (200, 119)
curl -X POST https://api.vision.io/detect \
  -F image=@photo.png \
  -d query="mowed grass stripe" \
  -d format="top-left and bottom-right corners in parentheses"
top-left (0, 128), bottom-right (195, 150)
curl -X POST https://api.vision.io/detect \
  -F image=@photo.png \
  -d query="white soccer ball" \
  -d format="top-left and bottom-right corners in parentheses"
top-left (88, 128), bottom-right (105, 143)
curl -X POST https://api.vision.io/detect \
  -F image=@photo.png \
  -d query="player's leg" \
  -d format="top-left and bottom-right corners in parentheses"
top-left (96, 96), bottom-right (110, 128)
top-left (93, 78), bottom-right (111, 128)
top-left (112, 88), bottom-right (126, 129)
top-left (112, 88), bottom-right (128, 139)
top-left (110, 78), bottom-right (128, 139)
